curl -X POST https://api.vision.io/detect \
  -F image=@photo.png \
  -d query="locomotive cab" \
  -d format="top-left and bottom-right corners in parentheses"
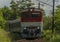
top-left (20, 9), bottom-right (43, 39)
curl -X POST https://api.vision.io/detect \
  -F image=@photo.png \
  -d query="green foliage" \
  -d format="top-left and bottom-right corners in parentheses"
top-left (9, 32), bottom-right (22, 41)
top-left (43, 30), bottom-right (52, 42)
top-left (0, 9), bottom-right (6, 28)
top-left (43, 30), bottom-right (60, 42)
top-left (52, 34), bottom-right (60, 42)
top-left (2, 0), bottom-right (35, 20)
top-left (54, 5), bottom-right (60, 31)
top-left (10, 0), bottom-right (35, 17)
top-left (43, 16), bottom-right (52, 30)
top-left (43, 5), bottom-right (60, 42)
top-left (16, 0), bottom-right (34, 10)
top-left (2, 6), bottom-right (17, 20)
top-left (0, 28), bottom-right (11, 42)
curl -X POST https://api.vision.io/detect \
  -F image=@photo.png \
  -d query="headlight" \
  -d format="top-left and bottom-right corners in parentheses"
top-left (35, 27), bottom-right (40, 34)
top-left (23, 27), bottom-right (28, 34)
top-left (24, 27), bottom-right (26, 29)
top-left (37, 27), bottom-right (40, 29)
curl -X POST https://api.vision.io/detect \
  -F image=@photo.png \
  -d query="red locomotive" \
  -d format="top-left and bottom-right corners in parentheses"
top-left (20, 8), bottom-right (43, 39)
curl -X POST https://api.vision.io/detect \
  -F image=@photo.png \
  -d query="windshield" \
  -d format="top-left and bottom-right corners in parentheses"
top-left (32, 13), bottom-right (40, 18)
top-left (22, 12), bottom-right (30, 18)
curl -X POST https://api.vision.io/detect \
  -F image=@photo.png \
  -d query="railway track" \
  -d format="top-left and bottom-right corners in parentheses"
top-left (15, 38), bottom-right (43, 42)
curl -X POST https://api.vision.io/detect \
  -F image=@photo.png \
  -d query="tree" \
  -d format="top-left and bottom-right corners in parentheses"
top-left (43, 16), bottom-right (52, 30)
top-left (16, 0), bottom-right (34, 9)
top-left (2, 6), bottom-right (10, 20)
top-left (2, 0), bottom-right (45, 20)
top-left (10, 0), bottom-right (35, 17)
top-left (2, 6), bottom-right (17, 20)
top-left (0, 8), bottom-right (6, 28)
top-left (54, 5), bottom-right (60, 31)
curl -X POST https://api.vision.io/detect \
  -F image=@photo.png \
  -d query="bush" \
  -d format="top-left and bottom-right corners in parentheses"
top-left (0, 28), bottom-right (11, 42)
top-left (43, 30), bottom-right (52, 42)
top-left (43, 30), bottom-right (60, 42)
top-left (9, 32), bottom-right (22, 41)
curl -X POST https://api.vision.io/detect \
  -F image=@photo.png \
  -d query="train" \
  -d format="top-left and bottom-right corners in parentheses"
top-left (5, 8), bottom-right (43, 40)
top-left (20, 8), bottom-right (43, 39)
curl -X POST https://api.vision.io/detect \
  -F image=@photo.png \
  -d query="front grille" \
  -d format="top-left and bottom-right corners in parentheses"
top-left (30, 31), bottom-right (34, 36)
top-left (26, 26), bottom-right (37, 29)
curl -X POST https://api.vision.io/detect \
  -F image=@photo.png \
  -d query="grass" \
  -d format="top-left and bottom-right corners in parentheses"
top-left (0, 26), bottom-right (60, 42)
top-left (43, 30), bottom-right (60, 42)
top-left (51, 32), bottom-right (60, 42)
top-left (0, 27), bottom-right (11, 42)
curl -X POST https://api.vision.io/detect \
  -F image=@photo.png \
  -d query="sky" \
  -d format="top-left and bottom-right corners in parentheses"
top-left (0, 0), bottom-right (11, 8)
top-left (0, 0), bottom-right (60, 15)
top-left (32, 0), bottom-right (60, 15)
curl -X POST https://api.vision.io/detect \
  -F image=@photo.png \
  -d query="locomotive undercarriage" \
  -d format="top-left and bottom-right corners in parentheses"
top-left (21, 26), bottom-right (42, 39)
top-left (20, 22), bottom-right (43, 39)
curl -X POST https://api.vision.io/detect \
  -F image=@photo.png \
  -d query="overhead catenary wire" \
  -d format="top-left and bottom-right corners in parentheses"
top-left (38, 0), bottom-right (53, 7)
top-left (37, 0), bottom-right (55, 34)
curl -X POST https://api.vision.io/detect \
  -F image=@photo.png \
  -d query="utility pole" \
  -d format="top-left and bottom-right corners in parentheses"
top-left (52, 0), bottom-right (55, 33)
top-left (37, 0), bottom-right (40, 9)
top-left (38, 1), bottom-right (40, 9)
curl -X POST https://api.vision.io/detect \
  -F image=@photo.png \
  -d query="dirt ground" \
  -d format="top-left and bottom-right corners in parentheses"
top-left (16, 38), bottom-right (43, 42)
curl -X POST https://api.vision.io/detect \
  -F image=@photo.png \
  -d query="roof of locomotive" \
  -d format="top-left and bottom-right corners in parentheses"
top-left (21, 8), bottom-right (42, 12)
top-left (6, 19), bottom-right (20, 24)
